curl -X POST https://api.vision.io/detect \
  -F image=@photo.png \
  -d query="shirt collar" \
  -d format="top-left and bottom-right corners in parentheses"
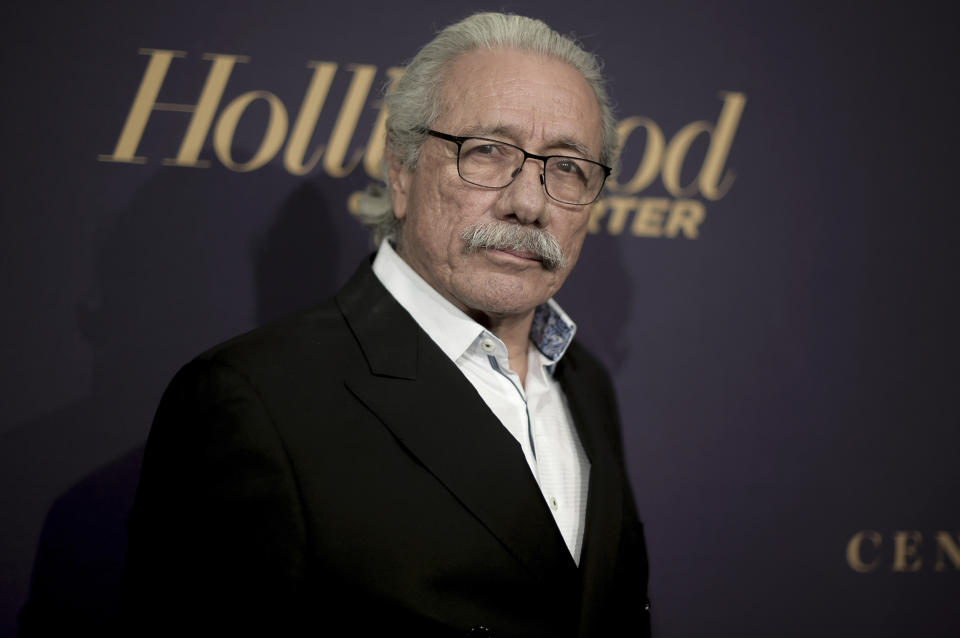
top-left (372, 239), bottom-right (577, 366)
top-left (531, 298), bottom-right (577, 363)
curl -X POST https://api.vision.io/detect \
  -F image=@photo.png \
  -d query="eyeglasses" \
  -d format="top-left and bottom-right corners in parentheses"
top-left (425, 130), bottom-right (611, 206)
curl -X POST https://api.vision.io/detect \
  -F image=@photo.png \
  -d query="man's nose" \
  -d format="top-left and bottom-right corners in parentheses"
top-left (500, 158), bottom-right (549, 226)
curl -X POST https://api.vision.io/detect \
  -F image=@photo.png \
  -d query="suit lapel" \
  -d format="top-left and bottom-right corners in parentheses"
top-left (336, 261), bottom-right (576, 583)
top-left (554, 351), bottom-right (625, 635)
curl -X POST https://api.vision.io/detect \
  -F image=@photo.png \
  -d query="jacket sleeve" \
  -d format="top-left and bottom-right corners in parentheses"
top-left (121, 357), bottom-right (309, 634)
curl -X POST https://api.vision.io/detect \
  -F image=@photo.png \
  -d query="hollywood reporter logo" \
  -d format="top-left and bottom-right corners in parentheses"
top-left (100, 49), bottom-right (746, 240)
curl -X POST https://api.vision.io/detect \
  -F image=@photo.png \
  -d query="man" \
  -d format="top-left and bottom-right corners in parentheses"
top-left (124, 12), bottom-right (650, 637)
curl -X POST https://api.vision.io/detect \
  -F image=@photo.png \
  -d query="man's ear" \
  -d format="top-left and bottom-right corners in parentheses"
top-left (386, 151), bottom-right (412, 221)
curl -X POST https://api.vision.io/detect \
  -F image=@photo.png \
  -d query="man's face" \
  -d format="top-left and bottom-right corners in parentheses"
top-left (389, 47), bottom-right (604, 320)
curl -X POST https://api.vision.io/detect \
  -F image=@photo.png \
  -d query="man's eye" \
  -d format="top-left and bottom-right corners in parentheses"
top-left (555, 159), bottom-right (586, 177)
top-left (468, 143), bottom-right (504, 156)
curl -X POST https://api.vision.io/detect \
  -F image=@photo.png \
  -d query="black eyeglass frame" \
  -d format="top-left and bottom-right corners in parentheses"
top-left (425, 129), bottom-right (612, 206)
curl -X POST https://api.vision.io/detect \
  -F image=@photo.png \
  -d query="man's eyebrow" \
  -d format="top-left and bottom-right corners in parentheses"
top-left (549, 137), bottom-right (593, 159)
top-left (460, 124), bottom-right (595, 159)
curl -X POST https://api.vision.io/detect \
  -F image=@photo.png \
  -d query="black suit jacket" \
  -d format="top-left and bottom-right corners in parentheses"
top-left (124, 258), bottom-right (650, 637)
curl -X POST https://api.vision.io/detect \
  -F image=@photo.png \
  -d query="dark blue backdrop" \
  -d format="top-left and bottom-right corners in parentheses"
top-left (2, 1), bottom-right (958, 636)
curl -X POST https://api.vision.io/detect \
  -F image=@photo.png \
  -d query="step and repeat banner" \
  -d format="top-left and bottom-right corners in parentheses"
top-left (2, 1), bottom-right (957, 636)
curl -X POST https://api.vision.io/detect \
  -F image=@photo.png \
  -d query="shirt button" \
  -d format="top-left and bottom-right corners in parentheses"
top-left (549, 496), bottom-right (559, 511)
top-left (480, 339), bottom-right (496, 353)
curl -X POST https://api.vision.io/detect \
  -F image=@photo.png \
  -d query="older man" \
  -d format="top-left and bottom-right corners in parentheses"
top-left (125, 12), bottom-right (650, 638)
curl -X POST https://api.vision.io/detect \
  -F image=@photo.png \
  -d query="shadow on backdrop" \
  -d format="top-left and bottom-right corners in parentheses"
top-left (557, 231), bottom-right (633, 375)
top-left (254, 179), bottom-right (346, 326)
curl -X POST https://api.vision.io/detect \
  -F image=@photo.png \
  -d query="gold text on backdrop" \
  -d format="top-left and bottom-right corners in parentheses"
top-left (846, 530), bottom-right (960, 572)
top-left (99, 49), bottom-right (746, 240)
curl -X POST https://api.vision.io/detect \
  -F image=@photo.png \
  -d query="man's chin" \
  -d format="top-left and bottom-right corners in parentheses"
top-left (457, 271), bottom-right (560, 319)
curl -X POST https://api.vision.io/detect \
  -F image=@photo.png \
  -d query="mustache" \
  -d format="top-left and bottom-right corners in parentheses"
top-left (460, 223), bottom-right (565, 271)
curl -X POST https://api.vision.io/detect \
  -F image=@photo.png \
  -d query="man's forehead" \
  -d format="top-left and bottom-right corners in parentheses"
top-left (437, 50), bottom-right (603, 158)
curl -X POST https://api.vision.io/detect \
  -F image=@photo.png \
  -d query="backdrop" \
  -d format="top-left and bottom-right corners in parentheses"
top-left (2, 1), bottom-right (958, 636)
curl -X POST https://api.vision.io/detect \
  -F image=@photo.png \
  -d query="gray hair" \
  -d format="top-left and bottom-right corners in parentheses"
top-left (354, 12), bottom-right (618, 244)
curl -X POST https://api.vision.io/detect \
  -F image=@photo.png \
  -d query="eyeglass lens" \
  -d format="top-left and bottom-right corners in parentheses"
top-left (457, 138), bottom-right (605, 205)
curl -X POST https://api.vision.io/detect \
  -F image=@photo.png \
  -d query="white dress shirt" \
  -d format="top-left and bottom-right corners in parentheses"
top-left (372, 240), bottom-right (590, 563)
